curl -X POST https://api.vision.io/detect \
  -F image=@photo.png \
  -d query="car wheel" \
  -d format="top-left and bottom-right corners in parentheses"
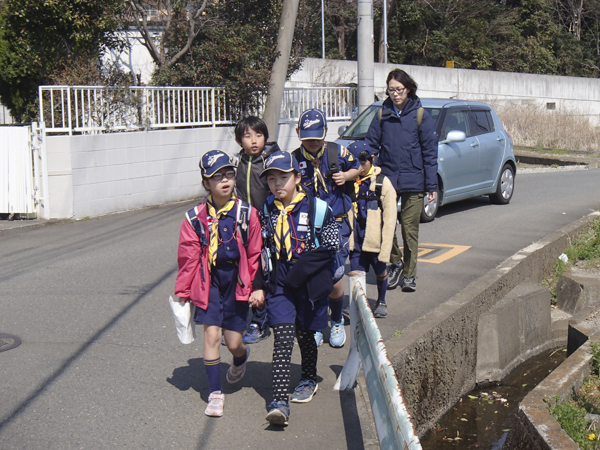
top-left (420, 186), bottom-right (440, 223)
top-left (489, 163), bottom-right (515, 204)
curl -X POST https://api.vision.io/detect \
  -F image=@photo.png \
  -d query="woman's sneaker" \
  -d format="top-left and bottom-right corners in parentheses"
top-left (400, 276), bottom-right (417, 292)
top-left (226, 346), bottom-right (250, 384)
top-left (387, 260), bottom-right (404, 289)
top-left (266, 400), bottom-right (290, 426)
top-left (290, 379), bottom-right (319, 403)
top-left (205, 391), bottom-right (224, 417)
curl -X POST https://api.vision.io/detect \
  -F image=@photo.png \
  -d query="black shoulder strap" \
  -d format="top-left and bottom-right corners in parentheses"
top-left (326, 142), bottom-right (340, 174)
top-left (236, 199), bottom-right (250, 247)
top-left (292, 147), bottom-right (303, 162)
top-left (186, 205), bottom-right (208, 248)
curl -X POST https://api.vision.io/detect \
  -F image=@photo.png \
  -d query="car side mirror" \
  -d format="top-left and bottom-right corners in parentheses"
top-left (440, 130), bottom-right (466, 144)
top-left (338, 125), bottom-right (348, 136)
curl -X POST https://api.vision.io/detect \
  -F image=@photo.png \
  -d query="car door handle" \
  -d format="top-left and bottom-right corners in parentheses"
top-left (471, 142), bottom-right (479, 147)
top-left (497, 137), bottom-right (505, 142)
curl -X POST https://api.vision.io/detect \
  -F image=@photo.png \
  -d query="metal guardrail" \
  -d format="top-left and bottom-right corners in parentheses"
top-left (39, 85), bottom-right (358, 135)
top-left (335, 271), bottom-right (421, 450)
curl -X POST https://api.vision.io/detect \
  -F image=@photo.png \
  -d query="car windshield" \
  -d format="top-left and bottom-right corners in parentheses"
top-left (339, 104), bottom-right (441, 140)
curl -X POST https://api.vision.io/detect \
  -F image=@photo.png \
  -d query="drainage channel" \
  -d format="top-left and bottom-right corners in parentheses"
top-left (421, 347), bottom-right (567, 449)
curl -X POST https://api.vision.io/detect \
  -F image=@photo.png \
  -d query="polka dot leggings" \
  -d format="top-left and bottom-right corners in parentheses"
top-left (271, 325), bottom-right (318, 402)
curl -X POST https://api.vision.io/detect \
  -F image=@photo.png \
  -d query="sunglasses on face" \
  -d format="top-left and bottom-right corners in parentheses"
top-left (211, 170), bottom-right (236, 181)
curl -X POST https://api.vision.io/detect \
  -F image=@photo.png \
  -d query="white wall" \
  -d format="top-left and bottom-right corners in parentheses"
top-left (45, 123), bottom-right (348, 219)
top-left (290, 58), bottom-right (600, 125)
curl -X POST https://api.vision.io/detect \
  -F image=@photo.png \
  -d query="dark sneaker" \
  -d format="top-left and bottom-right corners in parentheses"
top-left (387, 260), bottom-right (404, 290)
top-left (290, 379), bottom-right (319, 403)
top-left (400, 276), bottom-right (416, 292)
top-left (243, 323), bottom-right (271, 344)
top-left (266, 400), bottom-right (290, 426)
top-left (373, 302), bottom-right (387, 318)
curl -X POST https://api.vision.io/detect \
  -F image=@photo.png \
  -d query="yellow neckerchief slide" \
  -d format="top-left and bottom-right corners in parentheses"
top-left (273, 190), bottom-right (306, 261)
top-left (206, 195), bottom-right (236, 267)
top-left (301, 146), bottom-right (329, 193)
top-left (353, 166), bottom-right (375, 214)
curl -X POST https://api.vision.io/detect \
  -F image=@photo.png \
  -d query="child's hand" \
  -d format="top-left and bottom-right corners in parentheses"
top-left (249, 289), bottom-right (265, 308)
top-left (177, 296), bottom-right (190, 305)
top-left (332, 171), bottom-right (346, 186)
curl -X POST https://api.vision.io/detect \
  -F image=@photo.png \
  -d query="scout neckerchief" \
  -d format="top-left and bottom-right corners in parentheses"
top-left (273, 190), bottom-right (306, 261)
top-left (206, 195), bottom-right (236, 266)
top-left (301, 146), bottom-right (329, 193)
top-left (354, 166), bottom-right (375, 214)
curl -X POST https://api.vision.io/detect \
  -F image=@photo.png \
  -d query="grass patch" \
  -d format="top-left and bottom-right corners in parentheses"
top-left (547, 339), bottom-right (600, 449)
top-left (542, 216), bottom-right (600, 304)
top-left (392, 330), bottom-right (404, 338)
top-left (492, 102), bottom-right (600, 153)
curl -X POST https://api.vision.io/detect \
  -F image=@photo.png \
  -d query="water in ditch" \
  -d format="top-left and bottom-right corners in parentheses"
top-left (420, 347), bottom-right (567, 449)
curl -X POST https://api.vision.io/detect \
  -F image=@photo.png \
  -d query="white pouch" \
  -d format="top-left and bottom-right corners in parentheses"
top-left (168, 295), bottom-right (197, 344)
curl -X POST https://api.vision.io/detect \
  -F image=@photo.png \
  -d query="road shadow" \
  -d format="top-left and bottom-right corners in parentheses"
top-left (329, 364), bottom-right (367, 450)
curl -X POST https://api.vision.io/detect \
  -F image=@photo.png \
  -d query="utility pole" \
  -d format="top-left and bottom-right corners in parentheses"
top-left (263, 0), bottom-right (300, 142)
top-left (357, 0), bottom-right (375, 115)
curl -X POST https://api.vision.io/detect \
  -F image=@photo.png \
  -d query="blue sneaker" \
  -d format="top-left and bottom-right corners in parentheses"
top-left (329, 318), bottom-right (346, 348)
top-left (314, 331), bottom-right (323, 347)
top-left (242, 323), bottom-right (271, 344)
top-left (266, 400), bottom-right (290, 426)
top-left (290, 379), bottom-right (319, 403)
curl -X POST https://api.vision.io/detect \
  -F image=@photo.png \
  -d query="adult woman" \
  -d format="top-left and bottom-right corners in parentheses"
top-left (365, 69), bottom-right (438, 292)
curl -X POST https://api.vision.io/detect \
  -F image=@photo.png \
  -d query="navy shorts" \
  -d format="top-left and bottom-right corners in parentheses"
top-left (350, 249), bottom-right (387, 276)
top-left (193, 262), bottom-right (249, 332)
top-left (267, 263), bottom-right (329, 331)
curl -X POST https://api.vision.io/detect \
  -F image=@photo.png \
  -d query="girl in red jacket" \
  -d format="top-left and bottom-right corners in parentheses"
top-left (174, 150), bottom-right (263, 417)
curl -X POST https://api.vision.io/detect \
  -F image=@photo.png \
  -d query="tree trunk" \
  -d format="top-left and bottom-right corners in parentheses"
top-left (263, 0), bottom-right (300, 141)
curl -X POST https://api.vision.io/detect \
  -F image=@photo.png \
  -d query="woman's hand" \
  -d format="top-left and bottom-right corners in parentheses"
top-left (427, 191), bottom-right (437, 203)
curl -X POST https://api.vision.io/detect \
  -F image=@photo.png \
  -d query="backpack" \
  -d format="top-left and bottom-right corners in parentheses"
top-left (293, 143), bottom-right (357, 203)
top-left (186, 199), bottom-right (251, 248)
top-left (262, 194), bottom-right (344, 284)
top-left (356, 172), bottom-right (386, 213)
top-left (378, 106), bottom-right (424, 128)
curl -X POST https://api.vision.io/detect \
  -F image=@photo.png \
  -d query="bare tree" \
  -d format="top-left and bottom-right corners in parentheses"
top-left (127, 0), bottom-right (209, 69)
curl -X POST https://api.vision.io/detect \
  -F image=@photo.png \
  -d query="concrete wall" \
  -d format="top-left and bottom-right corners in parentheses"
top-left (45, 123), bottom-right (348, 219)
top-left (289, 58), bottom-right (600, 125)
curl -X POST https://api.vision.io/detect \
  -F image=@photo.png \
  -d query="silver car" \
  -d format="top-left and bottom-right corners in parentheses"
top-left (335, 99), bottom-right (516, 222)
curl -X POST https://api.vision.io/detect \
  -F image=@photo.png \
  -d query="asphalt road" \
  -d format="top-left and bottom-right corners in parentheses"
top-left (1, 167), bottom-right (599, 449)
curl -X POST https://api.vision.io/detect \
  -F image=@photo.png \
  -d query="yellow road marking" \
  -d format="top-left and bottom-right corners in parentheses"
top-left (417, 243), bottom-right (471, 264)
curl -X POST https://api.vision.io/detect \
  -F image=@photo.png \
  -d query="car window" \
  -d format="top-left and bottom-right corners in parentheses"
top-left (340, 104), bottom-right (381, 140)
top-left (424, 108), bottom-right (441, 128)
top-left (441, 109), bottom-right (469, 140)
top-left (468, 109), bottom-right (495, 135)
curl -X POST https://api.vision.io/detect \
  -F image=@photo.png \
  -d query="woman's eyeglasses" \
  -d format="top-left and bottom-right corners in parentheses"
top-left (211, 170), bottom-right (236, 181)
top-left (388, 87), bottom-right (406, 95)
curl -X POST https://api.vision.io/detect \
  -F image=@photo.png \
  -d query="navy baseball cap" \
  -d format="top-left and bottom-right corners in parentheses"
top-left (297, 108), bottom-right (327, 140)
top-left (199, 150), bottom-right (236, 178)
top-left (347, 141), bottom-right (373, 160)
top-left (261, 150), bottom-right (300, 176)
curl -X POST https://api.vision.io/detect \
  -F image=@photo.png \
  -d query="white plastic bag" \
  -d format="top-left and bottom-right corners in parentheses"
top-left (168, 295), bottom-right (196, 344)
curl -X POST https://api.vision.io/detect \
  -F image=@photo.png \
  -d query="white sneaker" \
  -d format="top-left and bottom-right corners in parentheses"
top-left (205, 391), bottom-right (224, 417)
top-left (226, 346), bottom-right (250, 384)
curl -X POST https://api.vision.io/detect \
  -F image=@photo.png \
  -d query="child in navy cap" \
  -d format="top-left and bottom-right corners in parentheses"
top-left (257, 150), bottom-right (340, 426)
top-left (174, 150), bottom-right (263, 417)
top-left (293, 108), bottom-right (360, 348)
top-left (347, 141), bottom-right (397, 317)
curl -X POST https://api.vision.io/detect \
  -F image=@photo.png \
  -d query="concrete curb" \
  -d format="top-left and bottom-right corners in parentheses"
top-left (507, 306), bottom-right (600, 449)
top-left (384, 210), bottom-right (600, 436)
top-left (515, 149), bottom-right (600, 169)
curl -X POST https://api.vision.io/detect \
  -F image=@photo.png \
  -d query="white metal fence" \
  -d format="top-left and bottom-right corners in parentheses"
top-left (336, 272), bottom-right (421, 450)
top-left (39, 85), bottom-right (358, 135)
